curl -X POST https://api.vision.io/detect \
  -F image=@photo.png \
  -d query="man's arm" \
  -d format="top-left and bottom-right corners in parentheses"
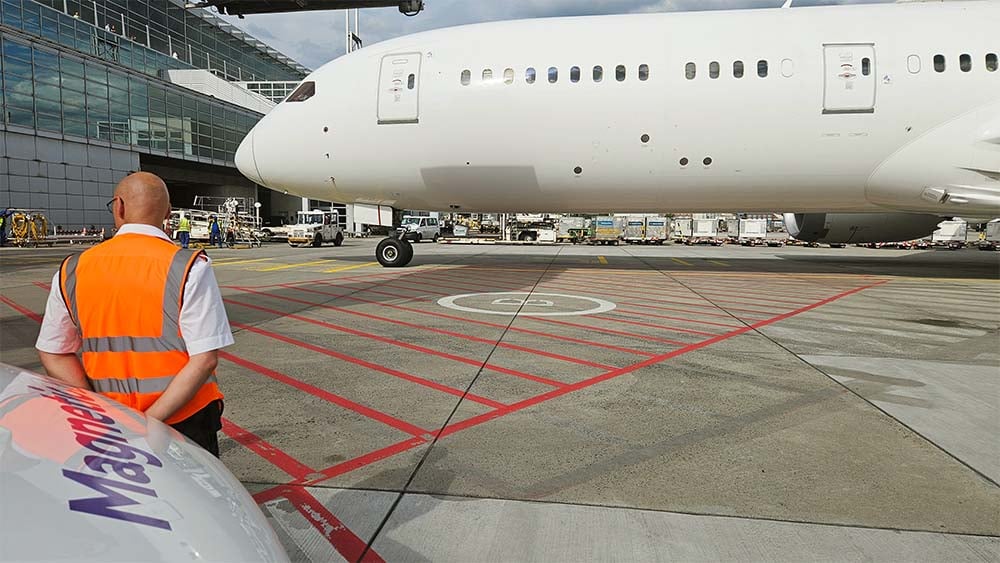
top-left (38, 351), bottom-right (90, 389)
top-left (36, 270), bottom-right (87, 388)
top-left (144, 350), bottom-right (218, 422)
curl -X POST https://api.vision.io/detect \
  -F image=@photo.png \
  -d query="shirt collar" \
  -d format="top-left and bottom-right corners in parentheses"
top-left (115, 223), bottom-right (172, 242)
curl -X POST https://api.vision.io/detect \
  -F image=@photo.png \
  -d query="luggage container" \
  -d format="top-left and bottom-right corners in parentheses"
top-left (624, 217), bottom-right (646, 243)
top-left (591, 216), bottom-right (623, 245)
top-left (557, 216), bottom-right (587, 243)
top-left (644, 216), bottom-right (669, 244)
top-left (673, 218), bottom-right (693, 240)
top-left (932, 220), bottom-right (967, 245)
top-left (738, 218), bottom-right (768, 245)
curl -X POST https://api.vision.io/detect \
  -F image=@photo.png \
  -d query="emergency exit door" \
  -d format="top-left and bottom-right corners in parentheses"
top-left (823, 43), bottom-right (876, 114)
top-left (377, 52), bottom-right (421, 124)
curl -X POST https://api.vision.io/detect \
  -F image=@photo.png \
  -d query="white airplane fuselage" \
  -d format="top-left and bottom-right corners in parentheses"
top-left (237, 2), bottom-right (1000, 216)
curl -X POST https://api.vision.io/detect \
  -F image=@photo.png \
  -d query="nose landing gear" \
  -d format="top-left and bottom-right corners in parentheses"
top-left (376, 235), bottom-right (413, 267)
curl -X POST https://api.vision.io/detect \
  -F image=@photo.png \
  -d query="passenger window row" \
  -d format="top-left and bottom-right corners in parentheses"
top-left (927, 53), bottom-right (998, 73)
top-left (460, 64), bottom-right (650, 86)
top-left (686, 60), bottom-right (772, 79)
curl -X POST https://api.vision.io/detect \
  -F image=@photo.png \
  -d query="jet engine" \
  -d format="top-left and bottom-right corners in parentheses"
top-left (783, 213), bottom-right (943, 244)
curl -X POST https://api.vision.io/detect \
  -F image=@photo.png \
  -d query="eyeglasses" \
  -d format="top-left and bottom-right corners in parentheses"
top-left (105, 197), bottom-right (120, 214)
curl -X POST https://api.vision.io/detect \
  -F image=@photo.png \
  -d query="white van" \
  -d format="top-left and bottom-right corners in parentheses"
top-left (400, 216), bottom-right (440, 242)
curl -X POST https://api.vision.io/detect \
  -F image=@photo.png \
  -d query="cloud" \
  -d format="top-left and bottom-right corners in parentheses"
top-left (221, 0), bottom-right (895, 71)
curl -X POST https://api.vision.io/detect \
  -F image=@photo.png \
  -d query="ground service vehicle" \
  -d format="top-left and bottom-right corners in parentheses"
top-left (738, 218), bottom-right (768, 245)
top-left (557, 216), bottom-right (587, 243)
top-left (644, 217), bottom-right (669, 244)
top-left (288, 210), bottom-right (344, 247)
top-left (591, 216), bottom-right (623, 245)
top-left (624, 217), bottom-right (646, 243)
top-left (400, 215), bottom-right (441, 242)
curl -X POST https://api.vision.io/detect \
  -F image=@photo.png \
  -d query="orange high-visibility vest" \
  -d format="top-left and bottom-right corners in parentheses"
top-left (58, 233), bottom-right (223, 425)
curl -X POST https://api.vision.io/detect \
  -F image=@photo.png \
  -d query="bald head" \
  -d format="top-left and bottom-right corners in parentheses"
top-left (113, 172), bottom-right (170, 229)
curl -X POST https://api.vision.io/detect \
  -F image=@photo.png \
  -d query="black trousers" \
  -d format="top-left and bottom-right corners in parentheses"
top-left (170, 400), bottom-right (223, 457)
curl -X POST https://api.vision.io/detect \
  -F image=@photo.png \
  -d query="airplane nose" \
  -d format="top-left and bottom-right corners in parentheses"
top-left (235, 129), bottom-right (264, 185)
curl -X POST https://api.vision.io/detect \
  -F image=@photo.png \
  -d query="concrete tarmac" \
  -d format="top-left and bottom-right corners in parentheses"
top-left (2, 239), bottom-right (998, 561)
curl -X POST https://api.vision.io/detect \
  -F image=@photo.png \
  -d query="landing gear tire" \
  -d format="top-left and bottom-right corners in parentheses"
top-left (376, 237), bottom-right (414, 268)
top-left (334, 232), bottom-right (344, 247)
top-left (312, 233), bottom-right (323, 248)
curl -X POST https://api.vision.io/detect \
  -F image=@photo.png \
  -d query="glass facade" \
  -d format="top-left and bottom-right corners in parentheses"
top-left (238, 80), bottom-right (300, 104)
top-left (2, 30), bottom-right (260, 164)
top-left (17, 0), bottom-right (308, 82)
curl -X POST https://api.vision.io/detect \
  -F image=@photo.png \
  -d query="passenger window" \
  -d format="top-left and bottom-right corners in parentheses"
top-left (638, 64), bottom-right (649, 81)
top-left (709, 61), bottom-right (720, 79)
top-left (861, 58), bottom-right (871, 76)
top-left (907, 55), bottom-right (921, 74)
top-left (988, 53), bottom-right (998, 72)
top-left (934, 54), bottom-right (945, 72)
top-left (286, 81), bottom-right (315, 102)
top-left (504, 68), bottom-right (514, 84)
top-left (593, 65), bottom-right (603, 82)
top-left (548, 67), bottom-right (558, 83)
top-left (407, 73), bottom-right (415, 89)
top-left (960, 54), bottom-right (971, 72)
top-left (483, 69), bottom-right (493, 81)
top-left (733, 60), bottom-right (744, 78)
top-left (616, 65), bottom-right (626, 81)
top-left (570, 66), bottom-right (580, 83)
top-left (461, 70), bottom-right (471, 85)
top-left (526, 67), bottom-right (536, 83)
top-left (685, 62), bottom-right (696, 80)
top-left (757, 60), bottom-right (768, 78)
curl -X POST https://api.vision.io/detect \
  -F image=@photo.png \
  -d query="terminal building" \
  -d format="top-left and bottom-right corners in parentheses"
top-left (0, 0), bottom-right (321, 230)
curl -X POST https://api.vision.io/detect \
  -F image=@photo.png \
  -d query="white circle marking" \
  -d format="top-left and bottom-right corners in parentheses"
top-left (437, 292), bottom-right (616, 317)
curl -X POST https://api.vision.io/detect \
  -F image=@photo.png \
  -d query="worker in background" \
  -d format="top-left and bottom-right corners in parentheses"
top-left (35, 172), bottom-right (233, 456)
top-left (177, 212), bottom-right (191, 249)
top-left (0, 208), bottom-right (10, 247)
top-left (208, 215), bottom-right (223, 248)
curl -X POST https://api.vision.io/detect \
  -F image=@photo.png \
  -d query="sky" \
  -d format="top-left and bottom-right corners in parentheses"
top-left (221, 0), bottom-right (896, 71)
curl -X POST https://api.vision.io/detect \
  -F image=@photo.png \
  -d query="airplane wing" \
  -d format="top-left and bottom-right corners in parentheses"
top-left (0, 363), bottom-right (288, 562)
top-left (190, 0), bottom-right (424, 16)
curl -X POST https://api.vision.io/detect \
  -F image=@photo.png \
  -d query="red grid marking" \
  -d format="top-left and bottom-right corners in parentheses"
top-left (220, 351), bottom-right (430, 437)
top-left (249, 278), bottom-right (889, 495)
top-left (593, 313), bottom-right (721, 337)
top-left (285, 283), bottom-right (657, 358)
top-left (33, 281), bottom-right (52, 291)
top-left (610, 309), bottom-right (744, 329)
top-left (229, 320), bottom-right (508, 409)
top-left (220, 417), bottom-right (316, 481)
top-left (619, 301), bottom-right (766, 322)
top-left (227, 295), bottom-right (565, 387)
top-left (235, 285), bottom-right (615, 371)
top-left (0, 295), bottom-right (43, 323)
top-left (254, 485), bottom-right (385, 563)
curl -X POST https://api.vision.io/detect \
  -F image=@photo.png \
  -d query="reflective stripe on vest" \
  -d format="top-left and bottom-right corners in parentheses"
top-left (59, 236), bottom-right (222, 424)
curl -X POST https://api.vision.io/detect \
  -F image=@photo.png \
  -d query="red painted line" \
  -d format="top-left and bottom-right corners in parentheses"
top-left (227, 297), bottom-right (565, 390)
top-left (220, 417), bottom-right (315, 481)
top-left (528, 317), bottom-right (690, 347)
top-left (612, 309), bottom-right (743, 329)
top-left (298, 436), bottom-right (428, 486)
top-left (253, 485), bottom-right (384, 563)
top-left (620, 301), bottom-right (765, 322)
top-left (0, 296), bottom-right (43, 323)
top-left (596, 314), bottom-right (720, 337)
top-left (260, 285), bottom-right (616, 372)
top-left (305, 285), bottom-right (657, 358)
top-left (439, 280), bottom-right (889, 438)
top-left (33, 281), bottom-right (52, 291)
top-left (219, 351), bottom-right (430, 437)
top-left (546, 274), bottom-right (819, 306)
top-left (229, 320), bottom-right (507, 409)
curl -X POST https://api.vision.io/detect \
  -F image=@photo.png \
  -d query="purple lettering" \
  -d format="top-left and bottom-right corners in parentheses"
top-left (62, 470), bottom-right (170, 530)
top-left (84, 455), bottom-right (152, 484)
top-left (78, 437), bottom-right (163, 468)
top-left (61, 405), bottom-right (115, 425)
top-left (67, 417), bottom-right (126, 443)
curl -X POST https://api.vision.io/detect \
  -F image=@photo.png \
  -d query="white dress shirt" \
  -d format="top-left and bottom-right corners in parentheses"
top-left (35, 223), bottom-right (235, 356)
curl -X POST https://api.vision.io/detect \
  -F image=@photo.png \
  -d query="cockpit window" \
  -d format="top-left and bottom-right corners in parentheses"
top-left (286, 81), bottom-right (315, 102)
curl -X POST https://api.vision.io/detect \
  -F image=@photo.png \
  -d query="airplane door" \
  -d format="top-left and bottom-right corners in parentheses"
top-left (378, 53), bottom-right (421, 124)
top-left (823, 44), bottom-right (876, 114)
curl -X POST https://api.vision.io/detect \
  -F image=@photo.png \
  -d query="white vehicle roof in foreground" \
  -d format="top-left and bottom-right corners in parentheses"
top-left (0, 363), bottom-right (288, 562)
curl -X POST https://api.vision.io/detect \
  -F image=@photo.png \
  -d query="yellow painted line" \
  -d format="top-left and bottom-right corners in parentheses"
top-left (258, 259), bottom-right (337, 272)
top-left (707, 260), bottom-right (730, 267)
top-left (598, 256), bottom-right (608, 265)
top-left (323, 261), bottom-right (379, 274)
top-left (670, 257), bottom-right (693, 266)
top-left (212, 258), bottom-right (273, 267)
